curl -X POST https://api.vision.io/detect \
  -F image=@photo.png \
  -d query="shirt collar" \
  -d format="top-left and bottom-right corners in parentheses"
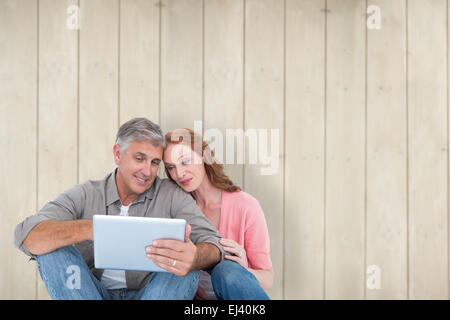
top-left (105, 168), bottom-right (156, 206)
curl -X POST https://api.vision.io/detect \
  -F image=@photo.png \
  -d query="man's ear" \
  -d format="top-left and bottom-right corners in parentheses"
top-left (113, 144), bottom-right (121, 165)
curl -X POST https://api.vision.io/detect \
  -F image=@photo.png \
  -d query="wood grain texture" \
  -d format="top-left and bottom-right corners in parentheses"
top-left (325, 0), bottom-right (366, 299)
top-left (37, 0), bottom-right (79, 300)
top-left (245, 0), bottom-right (284, 299)
top-left (2, 0), bottom-right (450, 300)
top-left (285, 0), bottom-right (325, 300)
top-left (204, 0), bottom-right (244, 189)
top-left (0, 0), bottom-right (38, 299)
top-left (120, 0), bottom-right (160, 125)
top-left (366, 0), bottom-right (407, 300)
top-left (79, 0), bottom-right (119, 182)
top-left (408, 0), bottom-right (448, 299)
top-left (160, 0), bottom-right (203, 133)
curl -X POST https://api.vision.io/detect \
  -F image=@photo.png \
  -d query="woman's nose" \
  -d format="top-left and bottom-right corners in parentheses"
top-left (176, 166), bottom-right (185, 178)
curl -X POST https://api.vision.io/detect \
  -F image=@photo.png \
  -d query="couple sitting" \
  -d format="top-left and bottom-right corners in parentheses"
top-left (14, 117), bottom-right (273, 300)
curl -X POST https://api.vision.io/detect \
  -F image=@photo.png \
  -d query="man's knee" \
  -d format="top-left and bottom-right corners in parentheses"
top-left (35, 245), bottom-right (104, 299)
top-left (186, 270), bottom-right (200, 283)
top-left (36, 245), bottom-right (80, 263)
top-left (141, 270), bottom-right (200, 300)
top-left (36, 245), bottom-right (86, 284)
top-left (152, 270), bottom-right (200, 289)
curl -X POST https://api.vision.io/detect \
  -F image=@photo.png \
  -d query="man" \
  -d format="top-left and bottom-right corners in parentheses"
top-left (14, 118), bottom-right (269, 300)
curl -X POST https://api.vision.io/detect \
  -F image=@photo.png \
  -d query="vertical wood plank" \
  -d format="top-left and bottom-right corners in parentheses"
top-left (0, 0), bottom-right (38, 299)
top-left (366, 0), bottom-right (407, 300)
top-left (204, 0), bottom-right (244, 188)
top-left (160, 0), bottom-right (203, 133)
top-left (120, 0), bottom-right (160, 125)
top-left (37, 0), bottom-right (79, 300)
top-left (245, 0), bottom-right (284, 299)
top-left (326, 0), bottom-right (366, 299)
top-left (408, 0), bottom-right (448, 299)
top-left (285, 0), bottom-right (325, 299)
top-left (79, 0), bottom-right (119, 182)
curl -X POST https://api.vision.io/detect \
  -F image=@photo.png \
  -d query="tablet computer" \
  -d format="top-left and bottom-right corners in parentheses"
top-left (93, 214), bottom-right (186, 272)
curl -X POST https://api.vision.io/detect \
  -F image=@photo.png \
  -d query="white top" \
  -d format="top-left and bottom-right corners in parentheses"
top-left (100, 204), bottom-right (130, 290)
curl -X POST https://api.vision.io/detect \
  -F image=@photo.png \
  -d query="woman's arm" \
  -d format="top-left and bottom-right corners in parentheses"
top-left (248, 267), bottom-right (274, 291)
top-left (220, 238), bottom-right (274, 291)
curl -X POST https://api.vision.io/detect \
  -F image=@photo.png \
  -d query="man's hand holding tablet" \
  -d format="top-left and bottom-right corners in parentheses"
top-left (145, 223), bottom-right (197, 277)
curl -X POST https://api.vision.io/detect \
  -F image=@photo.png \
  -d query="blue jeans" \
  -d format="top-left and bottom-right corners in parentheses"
top-left (210, 260), bottom-right (270, 300)
top-left (36, 245), bottom-right (199, 300)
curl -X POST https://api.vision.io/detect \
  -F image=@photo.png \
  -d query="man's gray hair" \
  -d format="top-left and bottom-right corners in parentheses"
top-left (115, 117), bottom-right (166, 154)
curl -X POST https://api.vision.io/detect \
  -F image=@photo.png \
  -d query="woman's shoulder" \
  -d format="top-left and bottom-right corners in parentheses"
top-left (222, 190), bottom-right (263, 214)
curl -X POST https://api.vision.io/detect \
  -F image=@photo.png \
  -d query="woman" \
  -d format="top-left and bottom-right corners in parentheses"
top-left (163, 128), bottom-right (273, 299)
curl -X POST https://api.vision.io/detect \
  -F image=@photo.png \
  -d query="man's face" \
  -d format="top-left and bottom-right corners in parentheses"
top-left (114, 140), bottom-right (163, 201)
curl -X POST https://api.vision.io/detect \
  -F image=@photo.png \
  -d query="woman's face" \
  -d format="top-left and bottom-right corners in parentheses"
top-left (163, 143), bottom-right (206, 192)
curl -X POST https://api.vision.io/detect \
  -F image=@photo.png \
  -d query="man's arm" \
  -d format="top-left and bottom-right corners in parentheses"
top-left (14, 183), bottom-right (87, 257)
top-left (192, 242), bottom-right (220, 270)
top-left (23, 219), bottom-right (93, 256)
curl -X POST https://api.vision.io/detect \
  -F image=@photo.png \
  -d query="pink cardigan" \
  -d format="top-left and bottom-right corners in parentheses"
top-left (217, 190), bottom-right (272, 270)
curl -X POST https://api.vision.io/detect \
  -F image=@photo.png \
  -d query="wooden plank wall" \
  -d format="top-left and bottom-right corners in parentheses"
top-left (0, 0), bottom-right (38, 300)
top-left (1, 0), bottom-right (449, 300)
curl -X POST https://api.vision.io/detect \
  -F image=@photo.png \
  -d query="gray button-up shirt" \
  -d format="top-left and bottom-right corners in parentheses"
top-left (14, 169), bottom-right (224, 290)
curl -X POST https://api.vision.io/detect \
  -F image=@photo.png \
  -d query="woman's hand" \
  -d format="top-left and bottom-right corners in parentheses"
top-left (219, 238), bottom-right (248, 268)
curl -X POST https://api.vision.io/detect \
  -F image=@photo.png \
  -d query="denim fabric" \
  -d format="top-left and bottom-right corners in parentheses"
top-left (211, 260), bottom-right (270, 300)
top-left (36, 245), bottom-right (199, 300)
